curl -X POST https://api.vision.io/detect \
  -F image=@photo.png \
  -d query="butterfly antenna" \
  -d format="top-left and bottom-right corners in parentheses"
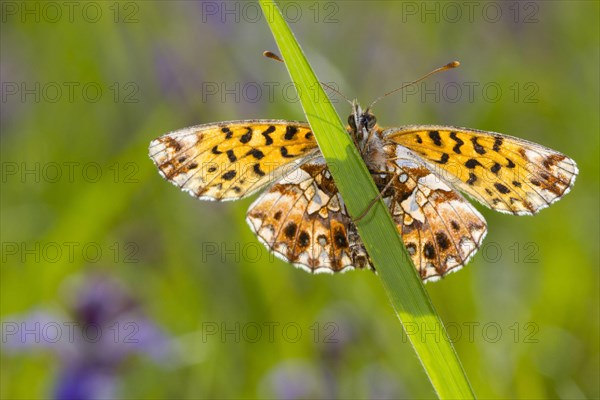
top-left (367, 61), bottom-right (460, 110)
top-left (263, 51), bottom-right (353, 106)
top-left (263, 51), bottom-right (284, 63)
top-left (319, 82), bottom-right (353, 105)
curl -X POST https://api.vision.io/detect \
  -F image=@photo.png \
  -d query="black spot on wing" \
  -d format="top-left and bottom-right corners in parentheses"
top-left (298, 231), bottom-right (310, 248)
top-left (246, 148), bottom-right (264, 160)
top-left (226, 149), bottom-right (237, 162)
top-left (467, 173), bottom-right (477, 185)
top-left (429, 131), bottom-right (442, 146)
top-left (221, 127), bottom-right (233, 139)
top-left (262, 126), bottom-right (275, 145)
top-left (435, 232), bottom-right (450, 250)
top-left (222, 170), bottom-right (236, 180)
top-left (450, 220), bottom-right (460, 231)
top-left (471, 137), bottom-right (486, 154)
top-left (239, 128), bottom-right (253, 144)
top-left (423, 242), bottom-right (436, 259)
top-left (435, 153), bottom-right (450, 164)
top-left (465, 159), bottom-right (482, 169)
top-left (284, 126), bottom-right (298, 140)
top-left (449, 132), bottom-right (464, 154)
top-left (333, 227), bottom-right (348, 248)
top-left (253, 163), bottom-right (266, 177)
top-left (406, 243), bottom-right (417, 255)
top-left (280, 147), bottom-right (297, 158)
top-left (493, 136), bottom-right (503, 152)
top-left (284, 222), bottom-right (297, 239)
top-left (494, 183), bottom-right (510, 194)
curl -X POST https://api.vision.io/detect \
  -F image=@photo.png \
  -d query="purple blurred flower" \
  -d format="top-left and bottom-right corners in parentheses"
top-left (360, 364), bottom-right (404, 400)
top-left (2, 274), bottom-right (171, 400)
top-left (54, 363), bottom-right (116, 400)
top-left (259, 359), bottom-right (320, 400)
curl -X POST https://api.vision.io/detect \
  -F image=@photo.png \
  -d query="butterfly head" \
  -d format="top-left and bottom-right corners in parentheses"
top-left (348, 101), bottom-right (376, 131)
top-left (348, 101), bottom-right (380, 154)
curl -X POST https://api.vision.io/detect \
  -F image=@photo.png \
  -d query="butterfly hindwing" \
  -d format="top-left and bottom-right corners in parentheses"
top-left (246, 150), bottom-right (488, 281)
top-left (149, 120), bottom-right (319, 201)
top-left (385, 126), bottom-right (578, 215)
top-left (246, 158), bottom-right (372, 274)
top-left (376, 146), bottom-right (488, 281)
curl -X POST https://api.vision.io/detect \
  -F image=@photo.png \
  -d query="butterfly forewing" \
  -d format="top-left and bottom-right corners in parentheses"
top-left (386, 126), bottom-right (578, 215)
top-left (149, 121), bottom-right (318, 201)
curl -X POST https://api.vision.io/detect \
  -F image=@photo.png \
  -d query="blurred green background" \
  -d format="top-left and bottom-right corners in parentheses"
top-left (1, 1), bottom-right (598, 399)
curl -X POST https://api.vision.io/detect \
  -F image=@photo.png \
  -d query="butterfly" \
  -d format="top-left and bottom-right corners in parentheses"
top-left (148, 100), bottom-right (577, 282)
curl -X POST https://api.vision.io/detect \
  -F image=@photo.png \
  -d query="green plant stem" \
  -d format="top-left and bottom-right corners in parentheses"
top-left (259, 1), bottom-right (475, 398)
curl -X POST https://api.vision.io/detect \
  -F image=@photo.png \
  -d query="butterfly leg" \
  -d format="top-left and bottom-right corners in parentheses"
top-left (354, 171), bottom-right (398, 222)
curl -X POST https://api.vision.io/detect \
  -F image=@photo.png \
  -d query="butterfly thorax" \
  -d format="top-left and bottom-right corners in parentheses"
top-left (347, 101), bottom-right (387, 171)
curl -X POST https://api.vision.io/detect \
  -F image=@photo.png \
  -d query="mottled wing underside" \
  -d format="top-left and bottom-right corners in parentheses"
top-left (246, 150), bottom-right (487, 281)
top-left (378, 145), bottom-right (488, 281)
top-left (387, 126), bottom-right (578, 215)
top-left (149, 121), bottom-right (318, 200)
top-left (246, 158), bottom-right (371, 274)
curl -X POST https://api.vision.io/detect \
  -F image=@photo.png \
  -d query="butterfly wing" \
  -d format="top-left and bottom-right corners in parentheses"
top-left (385, 126), bottom-right (578, 215)
top-left (247, 151), bottom-right (487, 281)
top-left (246, 157), bottom-right (372, 274)
top-left (149, 120), bottom-right (319, 201)
top-left (377, 146), bottom-right (488, 281)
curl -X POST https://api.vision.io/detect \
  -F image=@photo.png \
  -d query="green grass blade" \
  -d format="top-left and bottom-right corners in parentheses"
top-left (259, 1), bottom-right (475, 398)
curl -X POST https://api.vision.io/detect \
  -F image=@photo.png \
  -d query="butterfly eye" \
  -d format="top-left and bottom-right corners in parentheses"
top-left (348, 114), bottom-right (357, 130)
top-left (364, 114), bottom-right (377, 129)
